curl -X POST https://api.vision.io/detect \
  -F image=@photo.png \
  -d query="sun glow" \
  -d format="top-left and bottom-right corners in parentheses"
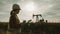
top-left (24, 2), bottom-right (35, 11)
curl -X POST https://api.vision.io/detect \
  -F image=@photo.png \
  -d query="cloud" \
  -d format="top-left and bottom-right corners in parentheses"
top-left (0, 0), bottom-right (60, 22)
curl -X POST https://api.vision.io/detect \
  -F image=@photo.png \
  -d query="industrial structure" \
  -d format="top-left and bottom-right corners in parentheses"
top-left (0, 14), bottom-right (60, 34)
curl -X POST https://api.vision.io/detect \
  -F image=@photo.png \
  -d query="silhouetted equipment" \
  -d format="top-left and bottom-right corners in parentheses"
top-left (27, 20), bottom-right (32, 23)
top-left (46, 20), bottom-right (48, 23)
top-left (38, 18), bottom-right (45, 24)
top-left (33, 14), bottom-right (42, 22)
top-left (23, 20), bottom-right (26, 23)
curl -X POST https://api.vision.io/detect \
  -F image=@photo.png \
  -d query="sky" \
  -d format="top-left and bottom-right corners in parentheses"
top-left (0, 0), bottom-right (60, 22)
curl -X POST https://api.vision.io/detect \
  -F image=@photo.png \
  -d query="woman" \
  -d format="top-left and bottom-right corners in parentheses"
top-left (9, 4), bottom-right (21, 34)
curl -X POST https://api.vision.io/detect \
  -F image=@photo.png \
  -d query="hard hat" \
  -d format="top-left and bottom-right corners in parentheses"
top-left (12, 4), bottom-right (21, 10)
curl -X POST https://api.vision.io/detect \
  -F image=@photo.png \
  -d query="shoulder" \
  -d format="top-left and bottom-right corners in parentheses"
top-left (10, 14), bottom-right (17, 20)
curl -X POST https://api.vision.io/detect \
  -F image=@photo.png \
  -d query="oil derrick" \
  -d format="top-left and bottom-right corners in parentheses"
top-left (33, 14), bottom-right (42, 22)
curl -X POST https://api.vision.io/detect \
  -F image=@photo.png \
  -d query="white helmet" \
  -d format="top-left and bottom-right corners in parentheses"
top-left (12, 4), bottom-right (21, 10)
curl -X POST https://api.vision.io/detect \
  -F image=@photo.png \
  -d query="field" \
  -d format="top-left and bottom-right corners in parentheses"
top-left (0, 22), bottom-right (60, 34)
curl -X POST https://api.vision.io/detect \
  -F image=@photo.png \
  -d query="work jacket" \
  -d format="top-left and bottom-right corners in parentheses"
top-left (9, 13), bottom-right (20, 29)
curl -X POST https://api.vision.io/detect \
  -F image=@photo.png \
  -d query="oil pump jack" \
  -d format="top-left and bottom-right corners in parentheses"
top-left (33, 14), bottom-right (42, 22)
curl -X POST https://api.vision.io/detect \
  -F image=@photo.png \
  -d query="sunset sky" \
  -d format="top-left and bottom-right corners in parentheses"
top-left (0, 0), bottom-right (60, 22)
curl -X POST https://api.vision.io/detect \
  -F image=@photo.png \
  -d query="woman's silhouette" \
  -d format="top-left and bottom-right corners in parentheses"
top-left (9, 4), bottom-right (21, 34)
top-left (9, 4), bottom-right (21, 29)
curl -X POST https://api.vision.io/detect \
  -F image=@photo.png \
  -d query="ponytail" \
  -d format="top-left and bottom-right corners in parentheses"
top-left (10, 10), bottom-right (14, 15)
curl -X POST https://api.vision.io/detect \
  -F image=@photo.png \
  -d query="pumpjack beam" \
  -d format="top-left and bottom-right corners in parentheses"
top-left (33, 14), bottom-right (42, 22)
